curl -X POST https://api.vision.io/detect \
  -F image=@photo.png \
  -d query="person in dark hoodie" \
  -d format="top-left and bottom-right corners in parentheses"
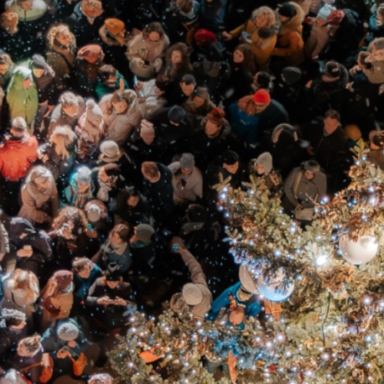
top-left (141, 161), bottom-right (174, 223)
top-left (272, 66), bottom-right (303, 123)
top-left (304, 60), bottom-right (349, 118)
top-left (67, 0), bottom-right (105, 48)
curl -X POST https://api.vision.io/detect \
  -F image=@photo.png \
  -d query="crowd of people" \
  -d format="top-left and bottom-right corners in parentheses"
top-left (0, 0), bottom-right (383, 382)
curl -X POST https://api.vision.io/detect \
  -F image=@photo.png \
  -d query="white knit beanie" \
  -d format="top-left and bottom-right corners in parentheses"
top-left (182, 283), bottom-right (203, 305)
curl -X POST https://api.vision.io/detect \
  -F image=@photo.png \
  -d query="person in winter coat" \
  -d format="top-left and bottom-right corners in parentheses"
top-left (67, 0), bottom-right (105, 48)
top-left (0, 309), bottom-right (27, 365)
top-left (62, 166), bottom-right (95, 209)
top-left (344, 124), bottom-right (364, 156)
top-left (7, 215), bottom-right (52, 282)
top-left (304, 109), bottom-right (349, 192)
top-left (182, 86), bottom-right (215, 116)
top-left (363, 37), bottom-right (384, 85)
top-left (95, 64), bottom-right (128, 101)
top-left (323, 8), bottom-right (362, 64)
top-left (0, 52), bottom-right (15, 91)
top-left (18, 166), bottom-right (59, 228)
top-left (272, 66), bottom-right (303, 124)
top-left (169, 236), bottom-right (212, 319)
top-left (271, 2), bottom-right (305, 66)
top-left (0, 117), bottom-right (38, 216)
top-left (223, 6), bottom-right (280, 69)
top-left (126, 22), bottom-right (170, 80)
top-left (205, 150), bottom-right (247, 200)
top-left (37, 125), bottom-right (77, 189)
top-left (141, 161), bottom-right (175, 223)
top-left (6, 66), bottom-right (38, 126)
top-left (98, 18), bottom-right (129, 80)
top-left (49, 206), bottom-right (98, 270)
top-left (304, 60), bottom-right (349, 117)
top-left (72, 257), bottom-right (103, 308)
top-left (168, 153), bottom-right (203, 204)
top-left (93, 223), bottom-right (132, 274)
top-left (29, 54), bottom-right (56, 133)
top-left (367, 130), bottom-right (384, 170)
top-left (41, 318), bottom-right (92, 382)
top-left (364, 4), bottom-right (384, 45)
top-left (248, 152), bottom-right (282, 195)
top-left (95, 163), bottom-right (125, 214)
top-left (229, 89), bottom-right (289, 147)
top-left (99, 89), bottom-right (142, 146)
top-left (47, 92), bottom-right (85, 138)
top-left (83, 199), bottom-right (111, 242)
top-left (116, 186), bottom-right (153, 227)
top-left (268, 123), bottom-right (308, 177)
top-left (75, 99), bottom-right (104, 161)
top-left (0, 269), bottom-right (40, 323)
top-left (283, 159), bottom-right (327, 222)
top-left (208, 265), bottom-right (260, 322)
top-left (46, 24), bottom-right (77, 92)
top-left (86, 264), bottom-right (134, 330)
top-left (189, 108), bottom-right (236, 169)
top-left (304, 4), bottom-right (334, 61)
top-left (11, 335), bottom-right (46, 384)
top-left (74, 44), bottom-right (105, 97)
top-left (39, 270), bottom-right (74, 332)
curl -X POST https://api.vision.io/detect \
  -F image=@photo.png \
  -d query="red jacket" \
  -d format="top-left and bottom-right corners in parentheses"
top-left (0, 134), bottom-right (38, 181)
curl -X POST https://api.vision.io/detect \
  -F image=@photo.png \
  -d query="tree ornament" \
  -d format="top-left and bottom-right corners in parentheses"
top-left (339, 234), bottom-right (379, 265)
top-left (257, 269), bottom-right (295, 302)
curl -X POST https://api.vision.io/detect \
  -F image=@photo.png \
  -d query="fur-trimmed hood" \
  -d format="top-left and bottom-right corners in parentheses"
top-left (99, 25), bottom-right (126, 47)
top-left (279, 2), bottom-right (305, 35)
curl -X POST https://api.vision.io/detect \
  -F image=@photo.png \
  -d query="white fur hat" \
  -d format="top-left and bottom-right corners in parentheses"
top-left (182, 283), bottom-right (203, 305)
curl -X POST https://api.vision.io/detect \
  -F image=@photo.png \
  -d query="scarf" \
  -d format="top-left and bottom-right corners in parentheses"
top-left (72, 185), bottom-right (93, 208)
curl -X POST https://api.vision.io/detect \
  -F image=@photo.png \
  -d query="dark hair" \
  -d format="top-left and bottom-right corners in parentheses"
top-left (255, 71), bottom-right (271, 88)
top-left (143, 22), bottom-right (165, 39)
top-left (72, 257), bottom-right (91, 273)
top-left (180, 74), bottom-right (196, 85)
top-left (222, 150), bottom-right (239, 165)
top-left (98, 64), bottom-right (117, 82)
top-left (324, 109), bottom-right (340, 122)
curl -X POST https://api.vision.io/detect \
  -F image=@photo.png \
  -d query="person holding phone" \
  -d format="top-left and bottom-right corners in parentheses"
top-left (169, 236), bottom-right (212, 319)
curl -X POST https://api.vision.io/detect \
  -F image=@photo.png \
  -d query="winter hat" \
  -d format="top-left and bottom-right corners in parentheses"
top-left (99, 140), bottom-right (120, 162)
top-left (168, 105), bottom-right (186, 124)
top-left (344, 124), bottom-right (362, 141)
top-left (11, 116), bottom-right (27, 131)
top-left (303, 159), bottom-right (320, 173)
top-left (106, 262), bottom-right (122, 281)
top-left (33, 168), bottom-right (52, 184)
top-left (86, 99), bottom-right (103, 126)
top-left (323, 61), bottom-right (341, 78)
top-left (180, 153), bottom-right (195, 169)
top-left (325, 9), bottom-right (345, 26)
top-left (53, 270), bottom-right (73, 290)
top-left (278, 2), bottom-right (297, 18)
top-left (194, 29), bottom-right (217, 47)
top-left (57, 320), bottom-right (79, 341)
top-left (30, 54), bottom-right (48, 69)
top-left (239, 265), bottom-right (258, 294)
top-left (0, 308), bottom-right (26, 328)
top-left (135, 224), bottom-right (155, 242)
top-left (207, 107), bottom-right (225, 126)
top-left (253, 89), bottom-right (271, 105)
top-left (186, 204), bottom-right (208, 223)
top-left (76, 166), bottom-right (92, 185)
top-left (255, 152), bottom-right (273, 175)
top-left (86, 202), bottom-right (102, 222)
top-left (282, 67), bottom-right (302, 85)
top-left (181, 74), bottom-right (196, 85)
top-left (77, 44), bottom-right (104, 64)
top-left (222, 150), bottom-right (239, 165)
top-left (182, 283), bottom-right (203, 305)
top-left (88, 373), bottom-right (114, 384)
top-left (104, 18), bottom-right (125, 36)
top-left (317, 4), bottom-right (335, 20)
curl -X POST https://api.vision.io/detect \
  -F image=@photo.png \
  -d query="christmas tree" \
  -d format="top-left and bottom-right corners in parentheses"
top-left (108, 149), bottom-right (384, 383)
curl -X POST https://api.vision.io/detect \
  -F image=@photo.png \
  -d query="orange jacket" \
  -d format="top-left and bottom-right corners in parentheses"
top-left (0, 134), bottom-right (38, 181)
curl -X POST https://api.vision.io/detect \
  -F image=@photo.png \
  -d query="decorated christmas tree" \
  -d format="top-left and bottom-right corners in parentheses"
top-left (108, 150), bottom-right (384, 383)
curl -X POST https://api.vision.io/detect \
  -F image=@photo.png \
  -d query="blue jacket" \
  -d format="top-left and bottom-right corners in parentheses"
top-left (208, 281), bottom-right (260, 322)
